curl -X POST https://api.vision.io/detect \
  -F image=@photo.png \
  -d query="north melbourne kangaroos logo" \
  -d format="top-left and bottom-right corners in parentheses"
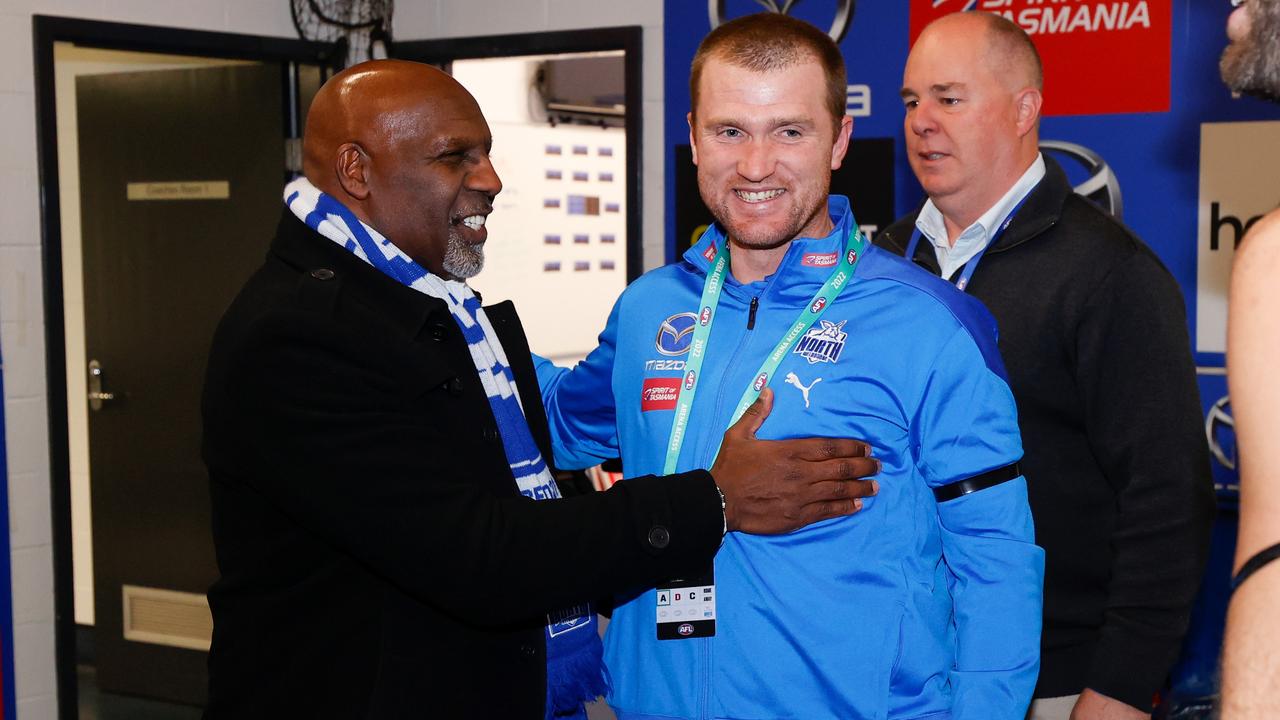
top-left (794, 320), bottom-right (848, 364)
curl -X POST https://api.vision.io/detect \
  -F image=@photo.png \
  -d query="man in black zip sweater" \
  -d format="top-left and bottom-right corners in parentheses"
top-left (877, 13), bottom-right (1214, 720)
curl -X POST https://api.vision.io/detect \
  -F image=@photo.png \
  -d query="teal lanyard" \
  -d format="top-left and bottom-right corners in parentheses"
top-left (662, 224), bottom-right (869, 475)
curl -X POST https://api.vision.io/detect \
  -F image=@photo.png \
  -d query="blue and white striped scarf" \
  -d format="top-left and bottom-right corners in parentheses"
top-left (285, 177), bottom-right (605, 719)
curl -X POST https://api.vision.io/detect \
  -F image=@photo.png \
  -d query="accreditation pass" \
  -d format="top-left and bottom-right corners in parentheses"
top-left (656, 568), bottom-right (715, 639)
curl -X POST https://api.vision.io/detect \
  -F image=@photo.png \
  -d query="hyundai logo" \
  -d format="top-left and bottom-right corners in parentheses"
top-left (656, 313), bottom-right (700, 356)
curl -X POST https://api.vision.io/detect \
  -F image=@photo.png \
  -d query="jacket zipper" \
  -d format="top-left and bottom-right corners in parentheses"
top-left (700, 294), bottom-right (760, 462)
top-left (697, 294), bottom-right (763, 718)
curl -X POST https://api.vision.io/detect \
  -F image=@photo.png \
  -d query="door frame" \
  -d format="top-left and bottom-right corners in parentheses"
top-left (32, 16), bottom-right (337, 717)
top-left (393, 27), bottom-right (645, 282)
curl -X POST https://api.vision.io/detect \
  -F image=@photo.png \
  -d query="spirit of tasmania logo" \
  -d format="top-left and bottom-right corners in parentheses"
top-left (641, 378), bottom-right (681, 412)
top-left (794, 320), bottom-right (848, 364)
top-left (909, 0), bottom-right (1170, 116)
top-left (802, 253), bottom-right (838, 268)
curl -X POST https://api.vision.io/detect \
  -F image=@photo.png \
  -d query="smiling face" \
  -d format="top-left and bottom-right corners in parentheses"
top-left (360, 85), bottom-right (501, 279)
top-left (304, 60), bottom-right (502, 280)
top-left (900, 15), bottom-right (1041, 229)
top-left (689, 54), bottom-right (852, 255)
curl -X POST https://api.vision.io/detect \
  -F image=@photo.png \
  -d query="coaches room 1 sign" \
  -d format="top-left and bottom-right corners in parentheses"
top-left (910, 0), bottom-right (1169, 116)
top-left (1196, 120), bottom-right (1280, 355)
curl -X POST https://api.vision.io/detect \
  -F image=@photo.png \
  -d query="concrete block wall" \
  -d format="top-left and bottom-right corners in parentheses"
top-left (0, 1), bottom-right (665, 717)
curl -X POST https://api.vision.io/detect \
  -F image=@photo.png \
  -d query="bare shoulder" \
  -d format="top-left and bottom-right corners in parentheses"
top-left (1232, 209), bottom-right (1280, 293)
top-left (1236, 208), bottom-right (1280, 261)
top-left (1253, 207), bottom-right (1280, 235)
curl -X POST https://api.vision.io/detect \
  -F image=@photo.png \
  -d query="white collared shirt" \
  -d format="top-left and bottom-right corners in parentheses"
top-left (915, 154), bottom-right (1047, 280)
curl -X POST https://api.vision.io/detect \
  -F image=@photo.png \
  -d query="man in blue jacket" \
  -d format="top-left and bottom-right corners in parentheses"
top-left (537, 13), bottom-right (1043, 720)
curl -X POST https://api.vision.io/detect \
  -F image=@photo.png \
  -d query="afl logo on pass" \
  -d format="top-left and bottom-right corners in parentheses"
top-left (752, 373), bottom-right (769, 391)
top-left (810, 297), bottom-right (827, 314)
top-left (684, 370), bottom-right (697, 390)
top-left (656, 313), bottom-right (698, 356)
top-left (677, 623), bottom-right (695, 637)
top-left (700, 306), bottom-right (712, 326)
top-left (847, 249), bottom-right (858, 265)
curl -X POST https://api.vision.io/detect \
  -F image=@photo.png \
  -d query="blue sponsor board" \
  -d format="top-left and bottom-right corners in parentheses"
top-left (663, 1), bottom-right (1280, 354)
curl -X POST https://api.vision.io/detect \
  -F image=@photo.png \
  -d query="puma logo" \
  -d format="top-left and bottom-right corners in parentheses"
top-left (784, 372), bottom-right (821, 409)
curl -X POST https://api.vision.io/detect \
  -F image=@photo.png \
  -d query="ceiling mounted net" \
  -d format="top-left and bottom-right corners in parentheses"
top-left (291, 0), bottom-right (395, 68)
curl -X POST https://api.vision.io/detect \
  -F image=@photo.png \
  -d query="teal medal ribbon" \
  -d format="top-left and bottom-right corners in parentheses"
top-left (662, 223), bottom-right (869, 476)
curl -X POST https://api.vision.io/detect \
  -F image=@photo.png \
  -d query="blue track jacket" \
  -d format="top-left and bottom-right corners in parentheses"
top-left (536, 196), bottom-right (1044, 720)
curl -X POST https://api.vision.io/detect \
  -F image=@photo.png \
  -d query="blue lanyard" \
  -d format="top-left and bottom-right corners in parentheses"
top-left (661, 224), bottom-right (869, 475)
top-left (904, 194), bottom-right (1030, 293)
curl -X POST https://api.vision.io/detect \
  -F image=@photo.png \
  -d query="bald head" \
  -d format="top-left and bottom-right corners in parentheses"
top-left (921, 12), bottom-right (1042, 94)
top-left (301, 59), bottom-right (501, 278)
top-left (304, 60), bottom-right (469, 194)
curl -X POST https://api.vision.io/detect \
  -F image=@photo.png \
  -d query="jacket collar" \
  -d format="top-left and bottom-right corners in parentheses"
top-left (682, 195), bottom-right (860, 294)
top-left (880, 154), bottom-right (1072, 261)
top-left (270, 208), bottom-right (451, 340)
top-left (269, 207), bottom-right (548, 457)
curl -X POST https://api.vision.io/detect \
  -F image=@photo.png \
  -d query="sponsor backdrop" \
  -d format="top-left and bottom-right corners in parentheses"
top-left (662, 0), bottom-right (1280, 709)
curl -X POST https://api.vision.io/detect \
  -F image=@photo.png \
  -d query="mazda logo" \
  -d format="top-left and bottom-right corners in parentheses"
top-left (1040, 140), bottom-right (1125, 220)
top-left (708, 0), bottom-right (857, 43)
top-left (656, 313), bottom-right (699, 356)
top-left (1205, 394), bottom-right (1235, 472)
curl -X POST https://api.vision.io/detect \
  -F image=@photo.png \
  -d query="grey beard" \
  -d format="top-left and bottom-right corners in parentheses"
top-left (442, 235), bottom-right (484, 279)
top-left (1221, 1), bottom-right (1280, 102)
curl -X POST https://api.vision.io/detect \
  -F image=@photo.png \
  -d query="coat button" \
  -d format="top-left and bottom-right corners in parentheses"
top-left (647, 525), bottom-right (670, 549)
top-left (520, 644), bottom-right (537, 658)
top-left (483, 428), bottom-right (498, 442)
top-left (310, 268), bottom-right (335, 281)
top-left (429, 322), bottom-right (448, 341)
top-left (447, 378), bottom-right (464, 396)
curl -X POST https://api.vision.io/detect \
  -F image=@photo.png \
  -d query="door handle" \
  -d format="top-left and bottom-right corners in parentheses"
top-left (88, 359), bottom-right (115, 411)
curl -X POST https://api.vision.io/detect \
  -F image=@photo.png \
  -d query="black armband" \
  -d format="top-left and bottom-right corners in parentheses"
top-left (1231, 542), bottom-right (1280, 595)
top-left (932, 462), bottom-right (1023, 503)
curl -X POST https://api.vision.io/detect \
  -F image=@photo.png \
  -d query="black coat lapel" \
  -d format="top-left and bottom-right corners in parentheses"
top-left (485, 300), bottom-right (557, 470)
